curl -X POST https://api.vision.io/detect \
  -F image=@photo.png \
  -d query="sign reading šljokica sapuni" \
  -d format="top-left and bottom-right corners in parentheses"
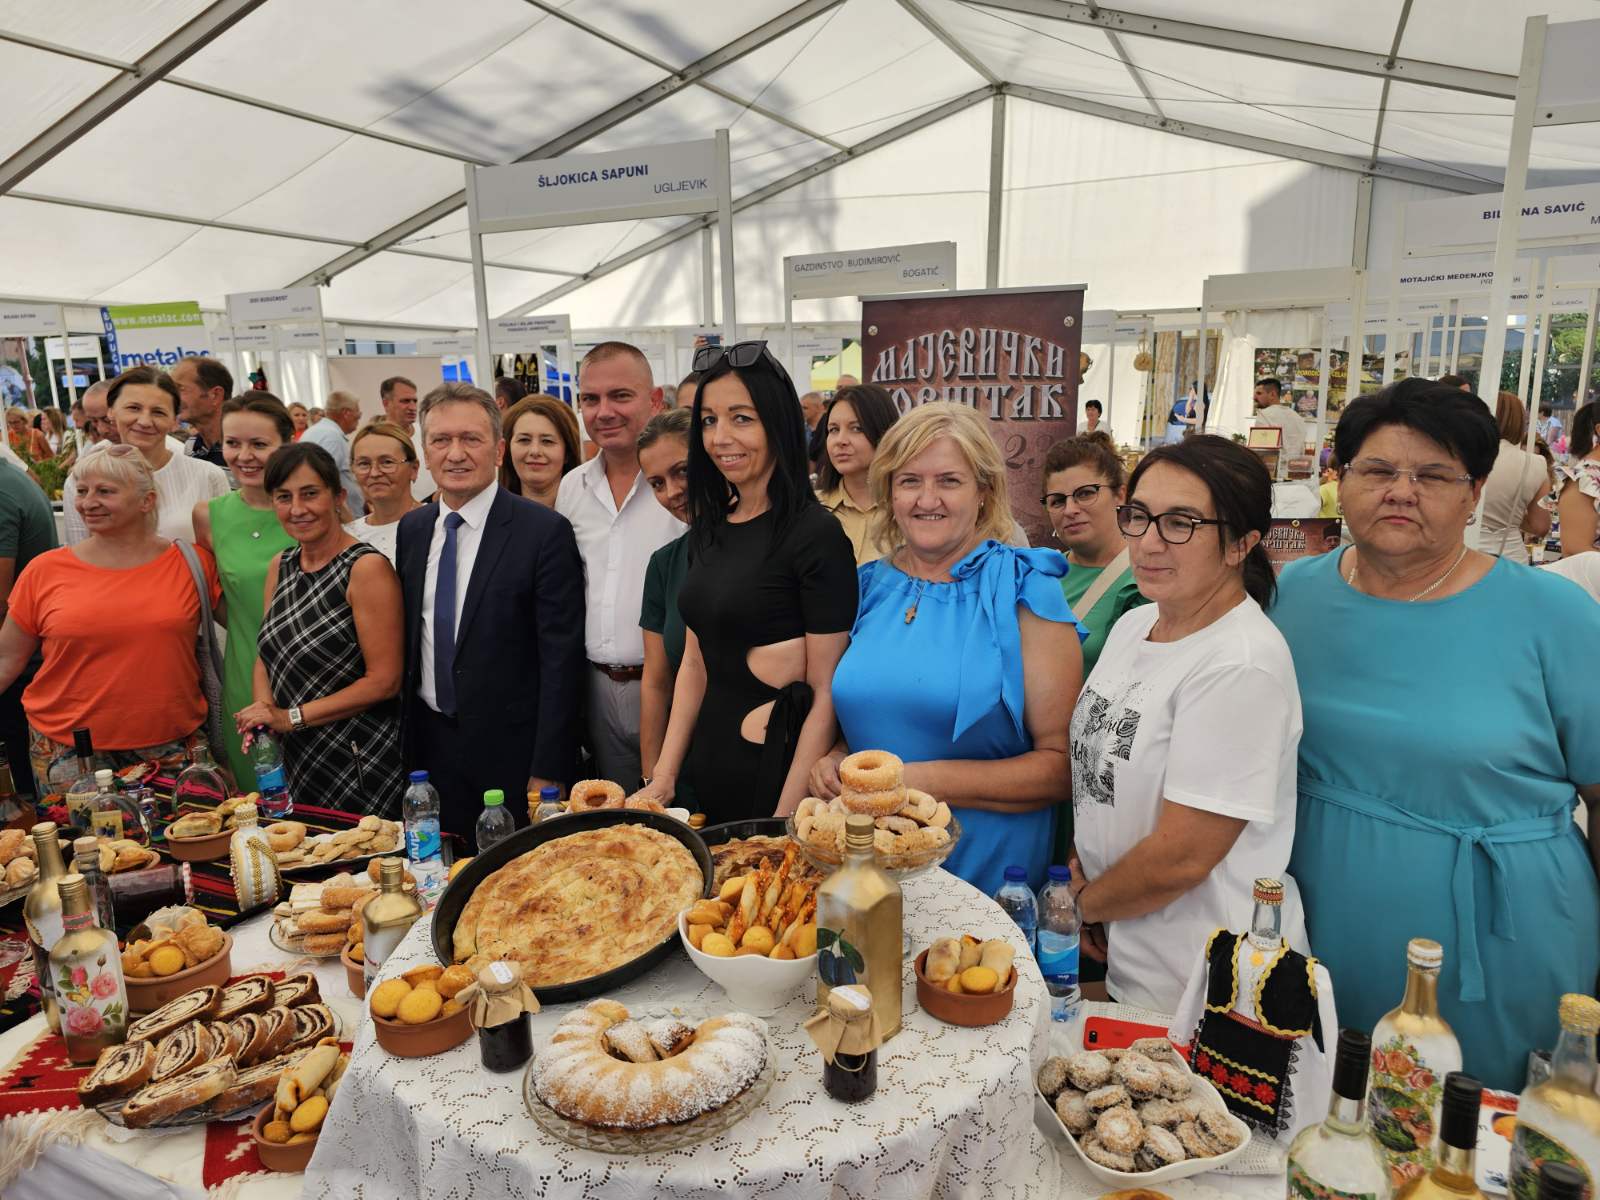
top-left (100, 301), bottom-right (211, 371)
top-left (472, 138), bottom-right (720, 232)
top-left (861, 285), bottom-right (1085, 546)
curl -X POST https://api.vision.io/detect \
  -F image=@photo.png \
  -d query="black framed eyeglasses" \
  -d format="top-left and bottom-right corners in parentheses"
top-left (692, 339), bottom-right (792, 385)
top-left (1042, 484), bottom-right (1111, 511)
top-left (1116, 504), bottom-right (1225, 545)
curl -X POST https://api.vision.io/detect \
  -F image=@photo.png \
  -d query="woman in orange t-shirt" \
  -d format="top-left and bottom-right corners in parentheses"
top-left (0, 444), bottom-right (223, 793)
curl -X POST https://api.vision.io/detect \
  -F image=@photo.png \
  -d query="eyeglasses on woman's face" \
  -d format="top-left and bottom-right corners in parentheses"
top-left (1116, 503), bottom-right (1224, 545)
top-left (352, 455), bottom-right (406, 475)
top-left (1342, 458), bottom-right (1472, 493)
top-left (1042, 483), bottom-right (1110, 510)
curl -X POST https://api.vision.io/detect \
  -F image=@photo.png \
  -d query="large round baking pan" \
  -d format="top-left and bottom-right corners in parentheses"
top-left (429, 810), bottom-right (713, 1004)
top-left (698, 818), bottom-right (788, 847)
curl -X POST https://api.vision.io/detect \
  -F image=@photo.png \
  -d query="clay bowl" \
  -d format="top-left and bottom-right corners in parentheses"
top-left (125, 932), bottom-right (233, 1013)
top-left (342, 944), bottom-right (364, 998)
top-left (372, 1001), bottom-right (471, 1057)
top-left (164, 828), bottom-right (232, 862)
top-left (913, 947), bottom-right (1017, 1027)
top-left (251, 1105), bottom-right (318, 1172)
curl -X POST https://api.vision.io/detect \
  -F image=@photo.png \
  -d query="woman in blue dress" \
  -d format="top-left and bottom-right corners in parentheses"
top-left (1272, 379), bottom-right (1600, 1091)
top-left (810, 402), bottom-right (1085, 895)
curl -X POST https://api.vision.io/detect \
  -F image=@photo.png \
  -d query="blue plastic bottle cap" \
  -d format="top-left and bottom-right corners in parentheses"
top-left (1047, 864), bottom-right (1072, 882)
top-left (408, 770), bottom-right (429, 783)
top-left (540, 786), bottom-right (560, 800)
top-left (483, 789), bottom-right (504, 807)
top-left (1003, 865), bottom-right (1027, 882)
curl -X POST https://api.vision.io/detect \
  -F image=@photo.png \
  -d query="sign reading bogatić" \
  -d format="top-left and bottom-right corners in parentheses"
top-left (100, 301), bottom-right (210, 370)
top-left (861, 285), bottom-right (1085, 546)
top-left (785, 242), bottom-right (956, 301)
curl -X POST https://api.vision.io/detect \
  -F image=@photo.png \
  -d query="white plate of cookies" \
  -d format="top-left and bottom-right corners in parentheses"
top-left (272, 815), bottom-right (403, 873)
top-left (1037, 1038), bottom-right (1252, 1187)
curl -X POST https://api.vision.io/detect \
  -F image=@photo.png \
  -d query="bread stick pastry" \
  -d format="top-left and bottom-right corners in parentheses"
top-left (121, 1058), bottom-right (236, 1128)
top-left (924, 937), bottom-right (962, 983)
top-left (78, 1040), bottom-right (157, 1105)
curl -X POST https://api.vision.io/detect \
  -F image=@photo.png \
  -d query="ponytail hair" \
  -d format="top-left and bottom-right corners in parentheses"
top-left (1125, 434), bottom-right (1277, 609)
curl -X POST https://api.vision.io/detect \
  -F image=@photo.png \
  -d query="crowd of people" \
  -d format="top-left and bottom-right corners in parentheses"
top-left (0, 345), bottom-right (1591, 1092)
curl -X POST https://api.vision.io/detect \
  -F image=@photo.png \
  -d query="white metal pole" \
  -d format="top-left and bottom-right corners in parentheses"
top-left (1105, 328), bottom-right (1118, 435)
top-left (1314, 307), bottom-right (1331, 479)
top-left (1577, 286), bottom-right (1599, 409)
top-left (1384, 204), bottom-right (1407, 384)
top-left (986, 93), bottom-right (1005, 291)
top-left (1196, 304), bottom-right (1209, 433)
top-left (59, 308), bottom-right (77, 407)
top-left (45, 336), bottom-right (60, 408)
top-left (1346, 270), bottom-right (1367, 414)
top-left (784, 284), bottom-right (794, 387)
top-left (1478, 15), bottom-right (1545, 406)
top-left (1445, 300), bottom-right (1460, 376)
top-left (715, 130), bottom-right (736, 343)
top-left (463, 164), bottom-right (494, 395)
top-left (701, 229), bottom-right (716, 328)
top-left (1528, 263), bottom-right (1552, 414)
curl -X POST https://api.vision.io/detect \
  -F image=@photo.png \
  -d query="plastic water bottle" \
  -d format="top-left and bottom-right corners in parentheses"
top-left (531, 785), bottom-right (564, 824)
top-left (1037, 865), bottom-right (1082, 1022)
top-left (993, 865), bottom-right (1038, 954)
top-left (402, 771), bottom-right (444, 892)
top-left (248, 728), bottom-right (292, 819)
top-left (475, 789), bottom-right (515, 852)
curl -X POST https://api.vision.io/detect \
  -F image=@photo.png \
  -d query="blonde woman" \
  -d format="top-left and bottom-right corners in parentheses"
top-left (809, 402), bottom-right (1085, 893)
top-left (345, 421), bottom-right (420, 563)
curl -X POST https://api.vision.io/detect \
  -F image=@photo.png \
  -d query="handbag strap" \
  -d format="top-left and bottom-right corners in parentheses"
top-left (1073, 548), bottom-right (1131, 617)
top-left (173, 539), bottom-right (214, 627)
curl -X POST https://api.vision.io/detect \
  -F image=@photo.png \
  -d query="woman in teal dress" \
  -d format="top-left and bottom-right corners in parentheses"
top-left (812, 402), bottom-right (1085, 895)
top-left (1272, 380), bottom-right (1600, 1091)
top-left (192, 393), bottom-right (294, 786)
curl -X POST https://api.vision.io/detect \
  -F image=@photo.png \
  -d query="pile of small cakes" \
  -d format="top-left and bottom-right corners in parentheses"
top-left (368, 962), bottom-right (474, 1026)
top-left (271, 814), bottom-right (403, 869)
top-left (122, 907), bottom-right (226, 978)
top-left (168, 793), bottom-right (262, 838)
top-left (0, 828), bottom-right (36, 889)
top-left (1037, 1041), bottom-right (1245, 1173)
top-left (795, 750), bottom-right (952, 857)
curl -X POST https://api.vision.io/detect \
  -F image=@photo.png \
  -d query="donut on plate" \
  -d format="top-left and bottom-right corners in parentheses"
top-left (569, 780), bottom-right (625, 812)
top-left (838, 750), bottom-right (903, 793)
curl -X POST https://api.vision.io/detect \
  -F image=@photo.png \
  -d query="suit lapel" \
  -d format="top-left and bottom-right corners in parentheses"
top-left (400, 503), bottom-right (437, 650)
top-left (455, 489), bottom-right (512, 650)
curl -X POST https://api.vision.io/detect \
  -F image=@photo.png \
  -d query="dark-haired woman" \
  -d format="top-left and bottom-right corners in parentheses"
top-left (815, 384), bottom-right (901, 564)
top-left (637, 406), bottom-right (694, 806)
top-left (1272, 380), bottom-right (1600, 1090)
top-left (635, 342), bottom-right (857, 823)
top-left (1068, 434), bottom-right (1306, 1013)
top-left (193, 392), bottom-right (295, 785)
top-left (234, 442), bottom-right (406, 817)
top-left (500, 394), bottom-right (581, 508)
top-left (1557, 401), bottom-right (1600, 553)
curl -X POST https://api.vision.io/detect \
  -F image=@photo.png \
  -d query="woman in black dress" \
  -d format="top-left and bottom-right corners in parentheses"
top-left (636, 342), bottom-right (857, 824)
top-left (235, 442), bottom-right (406, 817)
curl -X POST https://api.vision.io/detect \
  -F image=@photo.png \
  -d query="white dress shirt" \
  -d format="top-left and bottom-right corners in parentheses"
top-left (62, 447), bottom-right (229, 545)
top-left (418, 482), bottom-right (498, 712)
top-left (557, 453), bottom-right (686, 666)
top-left (301, 418), bottom-right (362, 514)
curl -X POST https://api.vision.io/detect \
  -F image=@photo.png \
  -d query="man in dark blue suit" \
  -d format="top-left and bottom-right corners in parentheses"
top-left (397, 383), bottom-right (584, 842)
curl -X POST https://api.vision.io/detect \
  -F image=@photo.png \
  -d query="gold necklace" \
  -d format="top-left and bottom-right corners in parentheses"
top-left (1347, 544), bottom-right (1470, 602)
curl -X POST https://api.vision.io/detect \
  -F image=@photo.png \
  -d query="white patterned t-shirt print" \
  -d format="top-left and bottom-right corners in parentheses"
top-left (1070, 683), bottom-right (1143, 809)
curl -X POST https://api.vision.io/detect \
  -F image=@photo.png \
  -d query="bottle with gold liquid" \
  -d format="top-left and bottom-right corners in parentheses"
top-left (1508, 995), bottom-right (1600, 1200)
top-left (1370, 938), bottom-right (1463, 1188)
top-left (23, 822), bottom-right (68, 1032)
top-left (1396, 1073), bottom-right (1486, 1200)
top-left (816, 813), bottom-right (902, 1042)
top-left (49, 873), bottom-right (127, 1063)
top-left (363, 858), bottom-right (423, 990)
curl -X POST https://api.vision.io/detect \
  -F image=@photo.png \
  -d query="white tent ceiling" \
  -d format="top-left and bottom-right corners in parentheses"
top-left (2, 0), bottom-right (1597, 331)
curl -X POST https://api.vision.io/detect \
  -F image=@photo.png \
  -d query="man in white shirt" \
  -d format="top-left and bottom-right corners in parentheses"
top-left (300, 390), bottom-right (362, 519)
top-left (557, 342), bottom-right (685, 790)
top-left (381, 375), bottom-right (436, 502)
top-left (1252, 377), bottom-right (1309, 459)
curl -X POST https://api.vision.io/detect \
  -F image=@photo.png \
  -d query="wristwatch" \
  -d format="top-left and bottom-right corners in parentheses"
top-left (288, 705), bottom-right (304, 731)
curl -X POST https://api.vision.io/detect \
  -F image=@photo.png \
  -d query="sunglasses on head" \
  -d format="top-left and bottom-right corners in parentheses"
top-left (691, 340), bottom-right (793, 386)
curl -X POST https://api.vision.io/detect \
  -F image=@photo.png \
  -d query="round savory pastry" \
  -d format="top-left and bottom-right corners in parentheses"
top-left (532, 999), bottom-right (768, 1130)
top-left (837, 750), bottom-right (903, 793)
top-left (569, 779), bottom-right (625, 811)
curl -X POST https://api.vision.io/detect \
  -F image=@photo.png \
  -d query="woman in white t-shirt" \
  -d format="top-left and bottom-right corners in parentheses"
top-left (1068, 434), bottom-right (1307, 1013)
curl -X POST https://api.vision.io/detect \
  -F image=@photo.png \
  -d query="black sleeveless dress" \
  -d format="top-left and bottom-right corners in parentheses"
top-left (675, 505), bottom-right (857, 823)
top-left (258, 543), bottom-right (404, 817)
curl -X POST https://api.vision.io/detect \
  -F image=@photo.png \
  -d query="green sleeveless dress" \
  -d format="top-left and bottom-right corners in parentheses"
top-left (208, 492), bottom-right (293, 787)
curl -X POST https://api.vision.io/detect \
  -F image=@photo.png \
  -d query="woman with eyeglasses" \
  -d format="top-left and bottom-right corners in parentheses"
top-left (812, 402), bottom-right (1086, 895)
top-left (633, 340), bottom-right (858, 823)
top-left (815, 384), bottom-right (901, 565)
top-left (1068, 434), bottom-right (1306, 1013)
top-left (192, 392), bottom-right (296, 786)
top-left (1271, 380), bottom-right (1600, 1090)
top-left (346, 421), bottom-right (421, 564)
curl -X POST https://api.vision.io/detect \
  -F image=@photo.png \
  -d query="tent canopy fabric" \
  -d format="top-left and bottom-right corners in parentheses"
top-left (2, 0), bottom-right (1596, 330)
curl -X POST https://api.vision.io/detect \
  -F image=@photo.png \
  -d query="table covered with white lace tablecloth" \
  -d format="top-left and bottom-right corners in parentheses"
top-left (303, 869), bottom-right (1062, 1200)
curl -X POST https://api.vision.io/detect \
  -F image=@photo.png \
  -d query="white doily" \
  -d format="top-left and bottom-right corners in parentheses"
top-left (303, 870), bottom-right (1064, 1200)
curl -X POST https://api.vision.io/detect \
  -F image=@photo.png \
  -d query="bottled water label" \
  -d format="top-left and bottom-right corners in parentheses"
top-left (255, 764), bottom-right (287, 793)
top-left (406, 819), bottom-right (441, 864)
top-left (1037, 931), bottom-right (1080, 992)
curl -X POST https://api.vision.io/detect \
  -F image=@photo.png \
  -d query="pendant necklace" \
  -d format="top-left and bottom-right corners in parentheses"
top-left (1346, 544), bottom-right (1469, 602)
top-left (903, 578), bottom-right (929, 624)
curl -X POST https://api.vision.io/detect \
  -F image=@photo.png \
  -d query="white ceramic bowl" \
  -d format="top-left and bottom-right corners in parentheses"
top-left (1041, 1052), bottom-right (1255, 1187)
top-left (677, 911), bottom-right (817, 1016)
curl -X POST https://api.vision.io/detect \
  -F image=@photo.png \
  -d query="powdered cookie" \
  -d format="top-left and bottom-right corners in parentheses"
top-left (1131, 1036), bottom-right (1181, 1065)
top-left (1082, 1137), bottom-right (1138, 1173)
top-left (1137, 1097), bottom-right (1181, 1127)
top-left (1054, 1088), bottom-right (1093, 1134)
top-left (1065, 1050), bottom-right (1113, 1091)
top-left (1140, 1124), bottom-right (1186, 1167)
top-left (1196, 1107), bottom-right (1245, 1152)
top-left (1036, 1056), bottom-right (1070, 1100)
top-left (1114, 1051), bottom-right (1163, 1099)
top-left (1094, 1106), bottom-right (1145, 1155)
top-left (1175, 1120), bottom-right (1216, 1159)
top-left (1085, 1082), bottom-right (1130, 1112)
top-left (1157, 1061), bottom-right (1192, 1098)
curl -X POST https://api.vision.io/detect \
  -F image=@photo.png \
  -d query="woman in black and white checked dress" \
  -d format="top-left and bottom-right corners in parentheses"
top-left (236, 443), bottom-right (406, 817)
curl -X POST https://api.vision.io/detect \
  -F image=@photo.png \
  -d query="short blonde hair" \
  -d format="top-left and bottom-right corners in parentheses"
top-left (75, 444), bottom-right (159, 532)
top-left (867, 401), bottom-right (1016, 553)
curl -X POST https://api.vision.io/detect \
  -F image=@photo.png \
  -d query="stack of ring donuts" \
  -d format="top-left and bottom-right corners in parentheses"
top-left (568, 779), bottom-right (667, 815)
top-left (794, 749), bottom-right (953, 859)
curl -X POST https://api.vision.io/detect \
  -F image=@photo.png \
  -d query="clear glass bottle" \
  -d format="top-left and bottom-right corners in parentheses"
top-left (1395, 1073), bottom-right (1486, 1200)
top-left (0, 747), bottom-right (21, 823)
top-left (1508, 994), bottom-right (1600, 1200)
top-left (817, 813), bottom-right (902, 1042)
top-left (48, 873), bottom-right (128, 1064)
top-left (63, 728), bottom-right (100, 830)
top-left (88, 768), bottom-right (149, 844)
top-left (1370, 938), bottom-right (1463, 1188)
top-left (1286, 1027), bottom-right (1393, 1200)
top-left (23, 822), bottom-right (67, 1032)
top-left (172, 741), bottom-right (230, 813)
top-left (71, 836), bottom-right (115, 934)
top-left (363, 858), bottom-right (424, 990)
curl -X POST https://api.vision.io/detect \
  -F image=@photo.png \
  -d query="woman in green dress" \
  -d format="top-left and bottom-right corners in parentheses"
top-left (192, 392), bottom-right (295, 787)
top-left (636, 408), bottom-right (693, 809)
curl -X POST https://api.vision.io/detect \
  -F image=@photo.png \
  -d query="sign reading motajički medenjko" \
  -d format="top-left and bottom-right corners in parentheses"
top-left (473, 138), bottom-right (721, 231)
top-left (862, 286), bottom-right (1085, 546)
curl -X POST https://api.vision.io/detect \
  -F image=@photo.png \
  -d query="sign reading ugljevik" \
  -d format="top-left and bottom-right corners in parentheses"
top-left (862, 286), bottom-right (1085, 546)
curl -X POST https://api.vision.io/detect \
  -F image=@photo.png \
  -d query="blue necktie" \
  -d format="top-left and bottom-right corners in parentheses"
top-left (433, 512), bottom-right (465, 716)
